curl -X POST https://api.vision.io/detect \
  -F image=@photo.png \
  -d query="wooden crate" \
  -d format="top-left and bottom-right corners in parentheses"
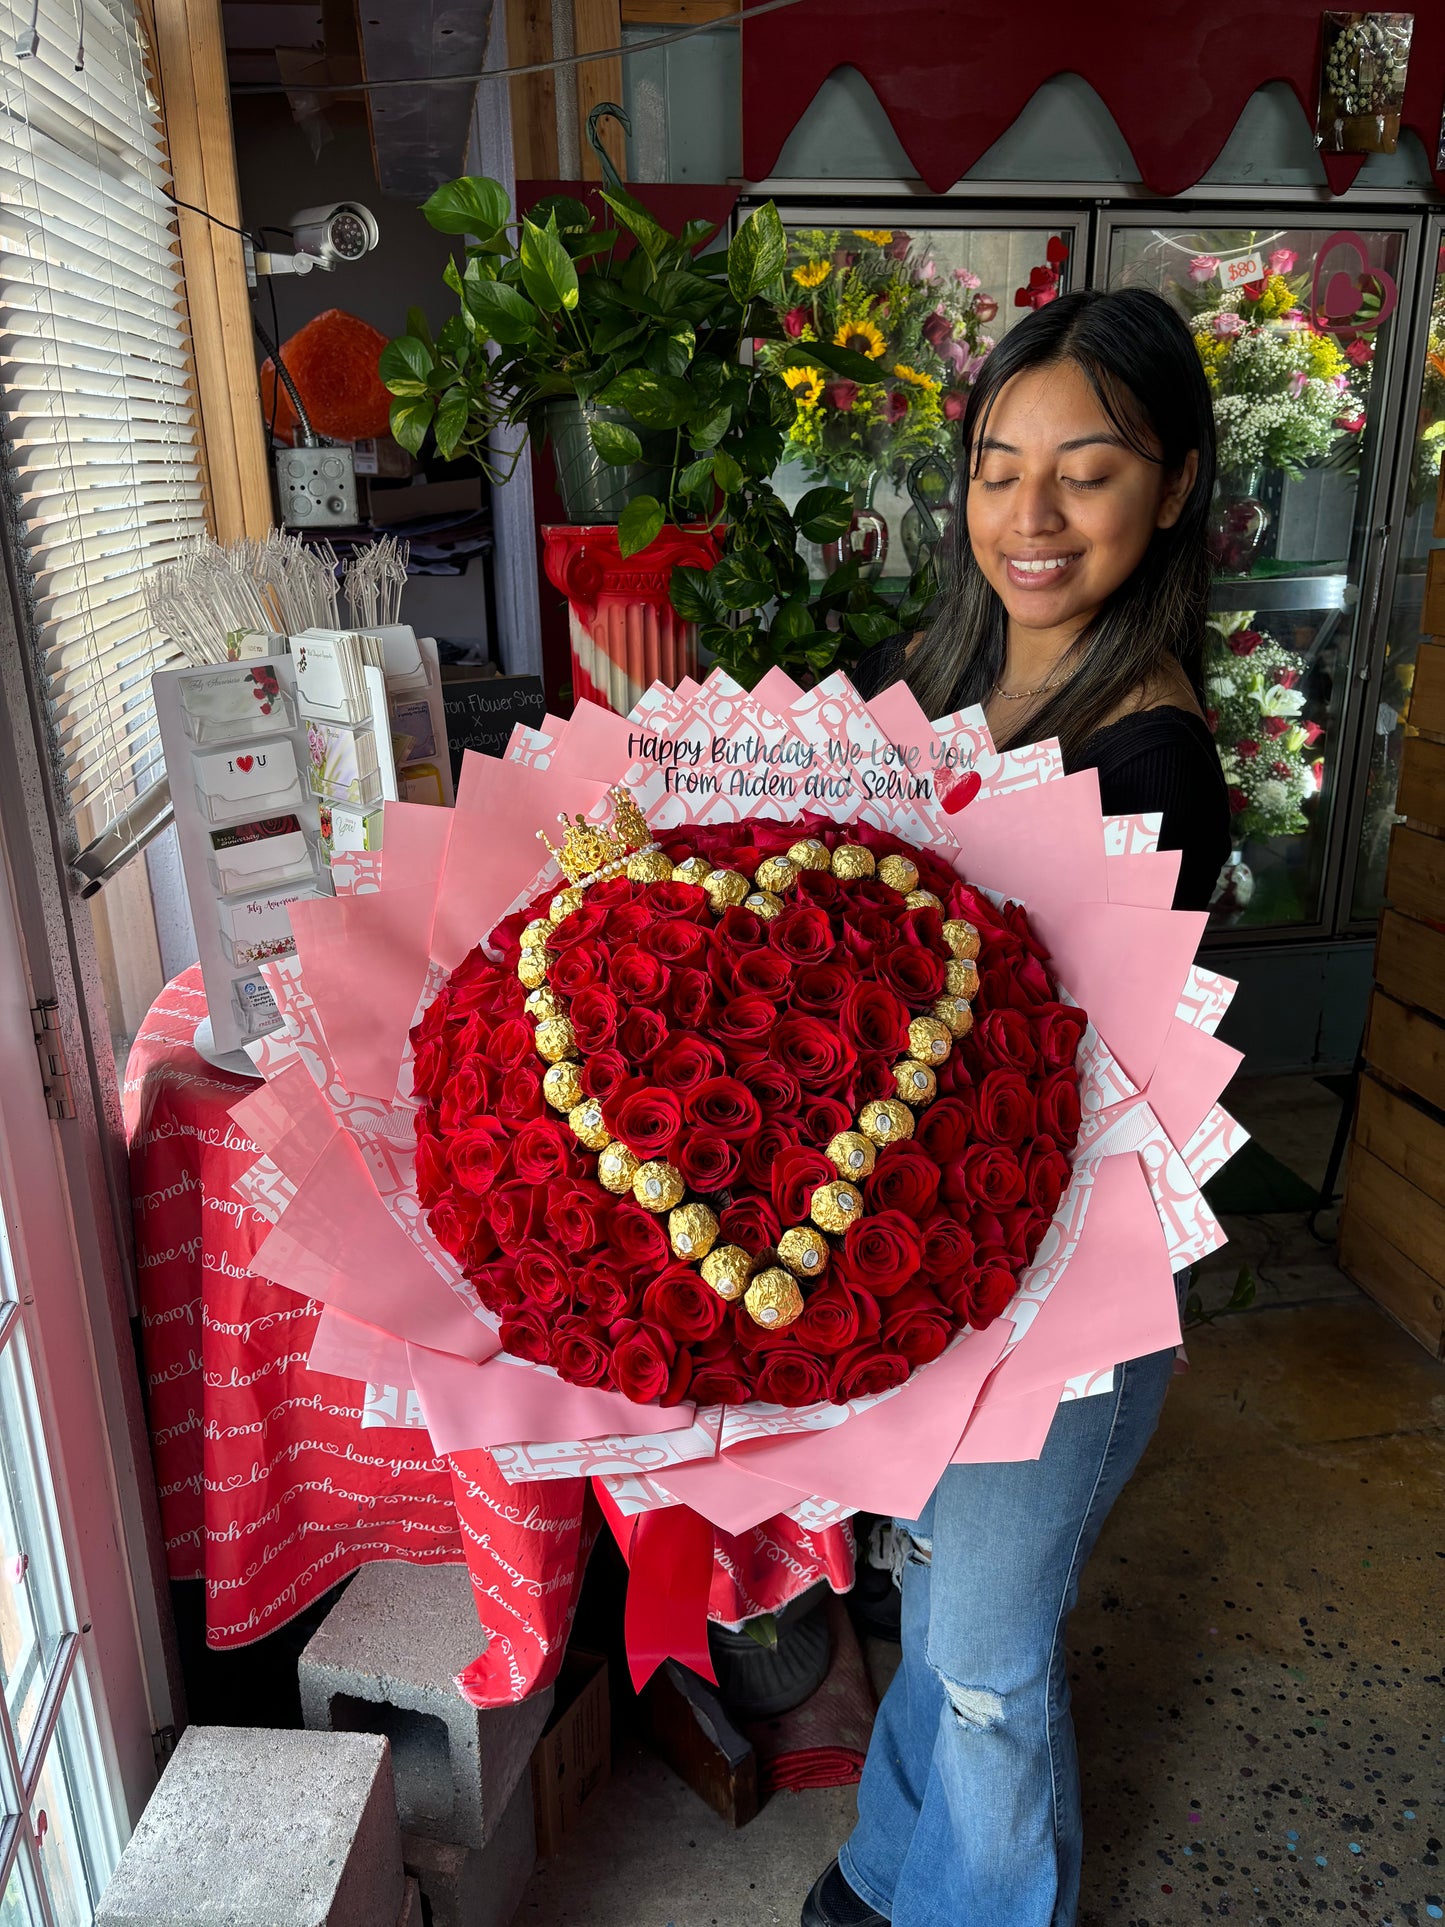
top-left (1397, 735), bottom-right (1445, 830)
top-left (1364, 990), bottom-right (1445, 1115)
top-left (1426, 548), bottom-right (1445, 639)
top-left (1383, 824), bottom-right (1445, 925)
top-left (1374, 909), bottom-right (1445, 1024)
top-left (1339, 1075), bottom-right (1445, 1358)
top-left (1410, 638), bottom-right (1445, 736)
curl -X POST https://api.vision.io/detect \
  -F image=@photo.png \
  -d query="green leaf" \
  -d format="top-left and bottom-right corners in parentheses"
top-left (463, 272), bottom-right (541, 344)
top-left (389, 393), bottom-right (435, 454)
top-left (670, 563), bottom-right (724, 623)
top-left (711, 450), bottom-right (744, 494)
top-left (680, 217), bottom-right (719, 252)
top-left (727, 200), bottom-right (786, 303)
top-left (589, 418), bottom-right (644, 466)
top-left (769, 595), bottom-right (813, 644)
top-left (804, 637), bottom-right (841, 672)
top-left (528, 195), bottom-right (593, 246)
top-left (676, 457), bottom-right (716, 502)
top-left (405, 306), bottom-right (434, 355)
top-left (442, 257), bottom-right (465, 300)
top-left (617, 494), bottom-right (665, 558)
top-left (806, 339), bottom-right (894, 383)
top-left (597, 368), bottom-right (692, 429)
top-left (690, 406), bottom-right (732, 450)
top-left (433, 385), bottom-right (471, 459)
top-left (844, 609), bottom-right (897, 647)
top-left (742, 1612), bottom-right (778, 1650)
top-left (644, 323), bottom-right (696, 379)
top-left (519, 219), bottom-right (580, 313)
top-left (378, 336), bottom-right (433, 398)
top-left (437, 314), bottom-right (472, 362)
top-left (421, 175), bottom-right (511, 236)
top-left (713, 547), bottom-right (774, 611)
top-left (794, 486), bottom-right (855, 544)
top-left (600, 189), bottom-right (673, 265)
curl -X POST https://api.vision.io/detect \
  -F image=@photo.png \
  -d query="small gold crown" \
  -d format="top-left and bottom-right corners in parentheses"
top-left (537, 784), bottom-right (660, 887)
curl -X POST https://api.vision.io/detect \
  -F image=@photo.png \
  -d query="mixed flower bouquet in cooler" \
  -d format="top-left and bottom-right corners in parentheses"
top-left (1205, 613), bottom-right (1323, 841)
top-left (759, 228), bottom-right (1001, 492)
top-left (1410, 244), bottom-right (1445, 510)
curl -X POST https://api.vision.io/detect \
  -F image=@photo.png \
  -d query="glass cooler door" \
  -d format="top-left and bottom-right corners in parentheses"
top-left (1100, 216), bottom-right (1415, 936)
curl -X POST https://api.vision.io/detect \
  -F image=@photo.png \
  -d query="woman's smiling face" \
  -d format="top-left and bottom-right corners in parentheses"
top-left (965, 358), bottom-right (1197, 641)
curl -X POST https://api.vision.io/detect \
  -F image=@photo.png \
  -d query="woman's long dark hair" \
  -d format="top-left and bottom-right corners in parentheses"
top-left (906, 286), bottom-right (1217, 758)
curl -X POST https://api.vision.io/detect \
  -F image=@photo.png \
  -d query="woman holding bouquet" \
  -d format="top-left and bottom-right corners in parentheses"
top-left (802, 287), bottom-right (1229, 1927)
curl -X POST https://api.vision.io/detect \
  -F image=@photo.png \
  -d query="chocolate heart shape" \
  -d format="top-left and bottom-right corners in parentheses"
top-left (941, 770), bottom-right (982, 815)
top-left (412, 817), bottom-right (1084, 1410)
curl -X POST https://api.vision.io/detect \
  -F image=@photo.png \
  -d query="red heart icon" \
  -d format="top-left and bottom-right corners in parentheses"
top-left (235, 755), bottom-right (254, 773)
top-left (941, 769), bottom-right (981, 814)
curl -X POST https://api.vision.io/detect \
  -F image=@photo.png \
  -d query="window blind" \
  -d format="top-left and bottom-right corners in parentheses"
top-left (0, 0), bottom-right (208, 853)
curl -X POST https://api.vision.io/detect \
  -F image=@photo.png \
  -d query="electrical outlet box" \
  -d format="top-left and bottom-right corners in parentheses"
top-left (275, 445), bottom-right (358, 528)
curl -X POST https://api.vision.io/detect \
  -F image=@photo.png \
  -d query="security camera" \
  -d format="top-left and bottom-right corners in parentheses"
top-left (288, 203), bottom-right (379, 270)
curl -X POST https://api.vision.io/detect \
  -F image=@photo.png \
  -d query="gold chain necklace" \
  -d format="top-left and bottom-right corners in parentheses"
top-left (992, 663), bottom-right (1075, 702)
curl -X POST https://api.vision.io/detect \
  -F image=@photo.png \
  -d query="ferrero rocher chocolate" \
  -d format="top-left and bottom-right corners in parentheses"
top-left (568, 1099), bottom-right (612, 1150)
top-left (549, 887), bottom-right (585, 923)
top-left (830, 842), bottom-right (875, 879)
top-left (703, 868), bottom-right (750, 911)
top-left (933, 994), bottom-right (974, 1038)
top-left (517, 948), bottom-right (552, 989)
top-left (876, 853), bottom-right (920, 895)
top-left (905, 889), bottom-right (943, 911)
top-left (744, 890), bottom-right (783, 921)
top-left (626, 847), bottom-right (675, 885)
top-left (787, 837), bottom-right (832, 871)
top-left (701, 1244), bottom-right (753, 1301)
top-left (892, 1059), bottom-right (937, 1106)
top-left (826, 1129), bottom-right (877, 1180)
top-left (534, 1015), bottom-right (578, 1063)
top-left (907, 1016), bottom-right (953, 1065)
top-left (777, 1224), bottom-right (829, 1278)
top-left (810, 1179), bottom-right (864, 1233)
top-left (754, 855), bottom-right (798, 896)
top-left (672, 855), bottom-right (713, 887)
top-left (744, 1267), bottom-right (804, 1329)
top-left (669, 1202), bottom-right (720, 1260)
top-left (633, 1160), bottom-right (685, 1213)
top-left (524, 985), bottom-right (562, 1022)
top-left (543, 1060), bottom-right (584, 1112)
top-left (945, 958), bottom-right (979, 998)
top-left (519, 917), bottom-right (554, 950)
top-left (597, 1141), bottom-right (640, 1194)
top-left (942, 918), bottom-right (980, 961)
top-left (859, 1098), bottom-right (915, 1145)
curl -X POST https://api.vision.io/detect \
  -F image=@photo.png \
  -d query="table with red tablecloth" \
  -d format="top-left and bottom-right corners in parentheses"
top-left (124, 966), bottom-right (853, 1704)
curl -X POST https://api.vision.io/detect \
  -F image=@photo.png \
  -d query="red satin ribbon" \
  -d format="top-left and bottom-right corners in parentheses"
top-left (593, 1484), bottom-right (719, 1693)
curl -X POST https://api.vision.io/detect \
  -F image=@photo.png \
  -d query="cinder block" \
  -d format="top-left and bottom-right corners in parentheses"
top-left (402, 1771), bottom-right (536, 1927)
top-left (299, 1560), bottom-right (554, 1847)
top-left (96, 1725), bottom-right (403, 1927)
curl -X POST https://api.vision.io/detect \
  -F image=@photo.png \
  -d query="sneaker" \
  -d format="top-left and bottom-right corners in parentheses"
top-left (801, 1858), bottom-right (890, 1926)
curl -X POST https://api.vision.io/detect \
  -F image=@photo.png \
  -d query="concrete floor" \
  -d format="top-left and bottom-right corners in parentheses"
top-left (519, 1077), bottom-right (1445, 1927)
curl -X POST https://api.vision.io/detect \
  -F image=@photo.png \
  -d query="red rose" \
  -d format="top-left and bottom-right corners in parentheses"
top-left (609, 1320), bottom-right (677, 1403)
top-left (646, 880), bottom-right (709, 922)
top-left (617, 1006), bottom-right (668, 1062)
top-left (412, 1031), bottom-right (450, 1105)
top-left (685, 1076), bottom-right (762, 1141)
top-left (496, 1062), bottom-right (544, 1123)
top-left (1034, 1004), bottom-right (1086, 1072)
top-left (850, 1054), bottom-right (897, 1109)
top-left (577, 1257), bottom-right (631, 1323)
top-left (840, 981), bottom-right (910, 1056)
top-left (915, 1098), bottom-right (970, 1163)
top-left (581, 1049), bottom-right (629, 1103)
top-left (602, 902), bottom-right (654, 945)
top-left (733, 950), bottom-right (794, 999)
top-left (718, 1195), bottom-right (781, 1253)
top-left (643, 919), bottom-right (708, 966)
top-left (607, 1203), bottom-right (671, 1275)
top-left (840, 906), bottom-right (896, 964)
top-left (609, 944), bottom-right (670, 1005)
top-left (677, 1132), bottom-right (741, 1193)
top-left (438, 1054), bottom-right (489, 1132)
top-left (840, 1211), bottom-right (922, 1294)
top-left (499, 1304), bottom-right (552, 1364)
top-left (550, 940), bottom-right (607, 995)
top-left (549, 1317), bottom-right (611, 1387)
top-left (975, 1008), bottom-right (1037, 1073)
top-left (712, 995), bottom-right (775, 1051)
top-left (546, 1180), bottom-right (610, 1254)
top-left (771, 1015), bottom-right (857, 1091)
top-left (755, 1347), bottom-right (829, 1406)
top-left (544, 897), bottom-right (606, 947)
top-left (793, 963), bottom-right (852, 1015)
top-left (743, 1060), bottom-right (802, 1117)
top-left (414, 1120), bottom-right (448, 1201)
top-left (469, 1256), bottom-right (520, 1314)
top-left (569, 985), bottom-right (621, 1052)
top-left (511, 1118), bottom-right (578, 1186)
top-left (875, 945), bottom-right (945, 1006)
top-left (486, 1180), bottom-right (544, 1246)
top-left (653, 1034), bottom-right (725, 1093)
top-left (827, 1344), bottom-right (911, 1402)
top-left (882, 1287), bottom-right (952, 1367)
top-left (797, 870), bottom-right (841, 910)
top-left (516, 1241), bottom-right (572, 1308)
top-left (943, 1143), bottom-right (1024, 1212)
top-left (449, 1118), bottom-right (511, 1196)
top-left (691, 1359), bottom-right (755, 1404)
top-left (1035, 1070), bottom-right (1081, 1147)
top-left (965, 1262), bottom-right (1018, 1328)
top-left (1227, 786), bottom-right (1249, 815)
top-left (801, 1096), bottom-right (853, 1145)
top-left (714, 906), bottom-right (768, 958)
top-left (608, 1085), bottom-right (683, 1160)
top-left (668, 968), bottom-right (713, 1030)
top-left (771, 906), bottom-right (835, 965)
top-left (864, 1143), bottom-right (940, 1219)
top-left (772, 1146), bottom-right (835, 1224)
top-left (1263, 715), bottom-right (1290, 738)
top-left (793, 1282), bottom-right (870, 1354)
top-left (739, 1117), bottom-right (804, 1190)
top-left (918, 1212), bottom-right (975, 1282)
top-left (642, 1265), bottom-right (726, 1344)
top-left (973, 1069), bottom-right (1036, 1147)
top-left (482, 1017), bottom-right (532, 1073)
top-left (428, 1194), bottom-right (496, 1273)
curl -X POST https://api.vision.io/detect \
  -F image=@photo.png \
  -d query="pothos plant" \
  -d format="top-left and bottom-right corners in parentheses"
top-left (379, 127), bottom-right (936, 686)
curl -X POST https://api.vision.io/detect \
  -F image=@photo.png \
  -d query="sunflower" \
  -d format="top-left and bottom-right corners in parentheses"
top-left (783, 365), bottom-right (824, 406)
top-left (835, 319), bottom-right (887, 360)
top-left (854, 229), bottom-right (894, 246)
top-left (892, 362), bottom-right (940, 391)
top-left (792, 261), bottom-right (831, 289)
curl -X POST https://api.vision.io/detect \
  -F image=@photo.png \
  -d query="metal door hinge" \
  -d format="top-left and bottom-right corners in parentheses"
top-left (30, 1001), bottom-right (77, 1121)
top-left (152, 1726), bottom-right (177, 1771)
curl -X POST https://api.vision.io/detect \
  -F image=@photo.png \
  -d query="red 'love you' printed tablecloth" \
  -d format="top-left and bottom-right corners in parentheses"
top-left (123, 967), bottom-right (853, 1703)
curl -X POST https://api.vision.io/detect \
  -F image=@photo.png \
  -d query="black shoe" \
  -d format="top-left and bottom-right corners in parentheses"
top-left (801, 1858), bottom-right (890, 1927)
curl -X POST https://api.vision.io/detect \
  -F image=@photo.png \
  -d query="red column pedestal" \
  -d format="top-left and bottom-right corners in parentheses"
top-left (542, 524), bottom-right (722, 716)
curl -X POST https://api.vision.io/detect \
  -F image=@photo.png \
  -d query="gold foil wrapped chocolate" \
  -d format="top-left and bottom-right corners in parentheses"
top-left (945, 958), bottom-right (979, 998)
top-left (810, 1179), bottom-right (863, 1233)
top-left (703, 868), bottom-right (750, 911)
top-left (549, 887), bottom-right (585, 924)
top-left (568, 1099), bottom-right (612, 1150)
top-left (669, 1202), bottom-right (720, 1260)
top-left (777, 1224), bottom-right (829, 1278)
top-left (744, 1267), bottom-right (804, 1329)
top-left (626, 848), bottom-right (675, 885)
top-left (892, 1059), bottom-right (937, 1106)
top-left (633, 1160), bottom-right (685, 1213)
top-left (905, 889), bottom-right (943, 911)
top-left (859, 1098), bottom-right (915, 1145)
top-left (542, 1061), bottom-right (584, 1112)
top-left (876, 854), bottom-right (920, 895)
top-left (744, 890), bottom-right (783, 921)
top-left (597, 1142), bottom-right (640, 1194)
top-left (519, 917), bottom-right (554, 950)
top-left (701, 1244), bottom-right (754, 1301)
top-left (534, 1015), bottom-right (578, 1063)
top-left (672, 856), bottom-right (713, 887)
top-left (754, 855), bottom-right (798, 896)
top-left (933, 994), bottom-right (974, 1038)
top-left (942, 918), bottom-right (980, 961)
top-left (907, 1016), bottom-right (953, 1065)
top-left (826, 1129), bottom-right (877, 1180)
top-left (517, 948), bottom-right (552, 989)
top-left (524, 985), bottom-right (562, 1022)
top-left (830, 842), bottom-right (875, 879)
top-left (787, 837), bottom-right (832, 871)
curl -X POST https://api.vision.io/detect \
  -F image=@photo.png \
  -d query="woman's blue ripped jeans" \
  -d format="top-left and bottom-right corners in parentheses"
top-left (838, 1340), bottom-right (1178, 1927)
